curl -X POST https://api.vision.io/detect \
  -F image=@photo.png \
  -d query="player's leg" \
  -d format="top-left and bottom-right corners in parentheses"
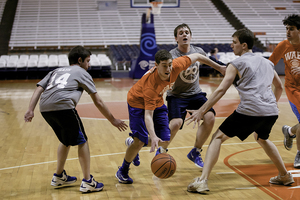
top-left (125, 136), bottom-right (141, 166)
top-left (284, 89), bottom-right (300, 167)
top-left (156, 96), bottom-right (186, 154)
top-left (200, 130), bottom-right (229, 180)
top-left (125, 137), bottom-right (144, 163)
top-left (282, 101), bottom-right (299, 150)
top-left (187, 129), bottom-right (229, 193)
top-left (194, 111), bottom-right (215, 149)
top-left (41, 110), bottom-right (78, 187)
top-left (78, 141), bottom-right (104, 192)
top-left (187, 93), bottom-right (215, 168)
top-left (78, 141), bottom-right (90, 180)
top-left (56, 142), bottom-right (71, 175)
top-left (169, 118), bottom-right (183, 143)
top-left (187, 111), bottom-right (215, 168)
top-left (116, 104), bottom-right (147, 184)
top-left (255, 115), bottom-right (294, 186)
top-left (255, 134), bottom-right (294, 185)
top-left (116, 137), bottom-right (144, 184)
top-left (295, 124), bottom-right (300, 168)
top-left (152, 104), bottom-right (171, 155)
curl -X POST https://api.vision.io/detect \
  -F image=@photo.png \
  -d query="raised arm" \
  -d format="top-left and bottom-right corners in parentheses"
top-left (90, 92), bottom-right (127, 131)
top-left (187, 53), bottom-right (226, 75)
top-left (24, 86), bottom-right (45, 122)
top-left (185, 64), bottom-right (238, 127)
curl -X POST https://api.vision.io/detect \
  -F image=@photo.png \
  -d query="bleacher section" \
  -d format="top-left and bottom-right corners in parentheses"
top-left (0, 0), bottom-right (5, 21)
top-left (1, 0), bottom-right (294, 79)
top-left (9, 0), bottom-right (235, 48)
top-left (0, 53), bottom-right (112, 80)
top-left (222, 0), bottom-right (300, 45)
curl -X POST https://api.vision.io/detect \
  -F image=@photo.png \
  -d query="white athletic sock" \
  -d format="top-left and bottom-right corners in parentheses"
top-left (288, 127), bottom-right (295, 137)
top-left (160, 147), bottom-right (167, 153)
top-left (288, 127), bottom-right (292, 135)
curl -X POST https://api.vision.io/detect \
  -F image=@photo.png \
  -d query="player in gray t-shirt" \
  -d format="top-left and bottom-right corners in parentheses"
top-left (186, 28), bottom-right (294, 193)
top-left (155, 23), bottom-right (226, 169)
top-left (24, 46), bottom-right (127, 193)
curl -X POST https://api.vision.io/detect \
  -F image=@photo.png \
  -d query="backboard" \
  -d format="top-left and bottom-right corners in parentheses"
top-left (131, 0), bottom-right (180, 8)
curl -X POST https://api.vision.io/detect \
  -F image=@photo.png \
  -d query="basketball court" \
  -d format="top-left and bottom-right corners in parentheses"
top-left (0, 76), bottom-right (299, 200)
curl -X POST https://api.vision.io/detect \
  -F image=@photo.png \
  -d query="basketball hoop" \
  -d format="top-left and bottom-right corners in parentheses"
top-left (150, 2), bottom-right (163, 15)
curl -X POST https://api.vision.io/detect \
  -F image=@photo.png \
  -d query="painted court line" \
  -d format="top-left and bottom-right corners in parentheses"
top-left (0, 140), bottom-right (283, 171)
top-left (236, 187), bottom-right (257, 190)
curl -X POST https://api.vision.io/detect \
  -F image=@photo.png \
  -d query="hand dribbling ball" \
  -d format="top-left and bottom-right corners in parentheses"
top-left (151, 153), bottom-right (176, 179)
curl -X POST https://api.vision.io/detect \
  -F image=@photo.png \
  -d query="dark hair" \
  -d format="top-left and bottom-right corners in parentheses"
top-left (155, 49), bottom-right (172, 64)
top-left (174, 23), bottom-right (192, 37)
top-left (210, 49), bottom-right (216, 54)
top-left (283, 14), bottom-right (300, 30)
top-left (68, 46), bottom-right (91, 65)
top-left (232, 28), bottom-right (254, 49)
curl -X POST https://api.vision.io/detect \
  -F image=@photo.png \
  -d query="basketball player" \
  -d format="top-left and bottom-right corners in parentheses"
top-left (155, 23), bottom-right (226, 169)
top-left (185, 28), bottom-right (293, 193)
top-left (269, 14), bottom-right (300, 169)
top-left (24, 46), bottom-right (128, 192)
top-left (116, 49), bottom-right (225, 184)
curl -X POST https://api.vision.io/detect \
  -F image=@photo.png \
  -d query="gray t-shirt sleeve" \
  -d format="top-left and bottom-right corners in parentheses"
top-left (37, 70), bottom-right (54, 89)
top-left (78, 70), bottom-right (97, 94)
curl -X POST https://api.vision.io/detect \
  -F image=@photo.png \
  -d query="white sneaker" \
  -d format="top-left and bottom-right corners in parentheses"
top-left (51, 170), bottom-right (77, 187)
top-left (187, 177), bottom-right (209, 193)
top-left (269, 172), bottom-right (294, 186)
top-left (80, 175), bottom-right (104, 193)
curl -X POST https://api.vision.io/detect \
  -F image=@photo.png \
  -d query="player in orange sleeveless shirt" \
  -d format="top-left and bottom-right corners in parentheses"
top-left (115, 49), bottom-right (226, 184)
top-left (269, 14), bottom-right (300, 168)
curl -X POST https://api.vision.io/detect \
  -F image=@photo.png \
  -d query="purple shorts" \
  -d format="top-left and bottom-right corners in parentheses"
top-left (128, 103), bottom-right (170, 145)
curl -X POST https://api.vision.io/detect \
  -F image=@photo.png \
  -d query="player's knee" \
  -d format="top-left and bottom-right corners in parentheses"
top-left (169, 118), bottom-right (183, 130)
top-left (132, 138), bottom-right (145, 149)
top-left (203, 111), bottom-right (215, 125)
top-left (212, 129), bottom-right (228, 142)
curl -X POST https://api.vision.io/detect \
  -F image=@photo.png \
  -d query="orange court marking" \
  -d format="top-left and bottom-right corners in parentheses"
top-left (224, 146), bottom-right (300, 200)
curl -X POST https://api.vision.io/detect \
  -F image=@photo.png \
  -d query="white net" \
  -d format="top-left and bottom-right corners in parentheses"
top-left (150, 2), bottom-right (162, 14)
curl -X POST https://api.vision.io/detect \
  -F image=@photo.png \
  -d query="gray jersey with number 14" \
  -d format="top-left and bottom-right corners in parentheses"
top-left (37, 65), bottom-right (97, 112)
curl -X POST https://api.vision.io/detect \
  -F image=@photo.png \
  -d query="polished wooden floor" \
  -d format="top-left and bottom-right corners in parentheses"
top-left (0, 76), bottom-right (299, 200)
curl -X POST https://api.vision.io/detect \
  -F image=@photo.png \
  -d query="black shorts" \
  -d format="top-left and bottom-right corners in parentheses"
top-left (41, 109), bottom-right (87, 146)
top-left (219, 110), bottom-right (278, 141)
top-left (166, 93), bottom-right (216, 129)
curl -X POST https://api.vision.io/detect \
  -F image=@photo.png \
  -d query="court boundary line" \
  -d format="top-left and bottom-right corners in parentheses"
top-left (0, 140), bottom-right (283, 171)
top-left (224, 144), bottom-right (290, 200)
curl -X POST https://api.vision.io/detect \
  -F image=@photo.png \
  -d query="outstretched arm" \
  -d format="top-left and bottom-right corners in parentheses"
top-left (24, 86), bottom-right (45, 122)
top-left (145, 109), bottom-right (163, 153)
top-left (185, 64), bottom-right (237, 127)
top-left (90, 92), bottom-right (128, 131)
top-left (187, 53), bottom-right (226, 75)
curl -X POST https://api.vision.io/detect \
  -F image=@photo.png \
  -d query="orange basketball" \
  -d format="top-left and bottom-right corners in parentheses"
top-left (151, 153), bottom-right (176, 179)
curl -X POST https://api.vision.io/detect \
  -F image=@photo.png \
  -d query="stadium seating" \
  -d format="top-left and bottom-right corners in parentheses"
top-left (222, 0), bottom-right (300, 44)
top-left (0, 0), bottom-right (5, 22)
top-left (9, 0), bottom-right (235, 48)
top-left (1, 0), bottom-right (295, 79)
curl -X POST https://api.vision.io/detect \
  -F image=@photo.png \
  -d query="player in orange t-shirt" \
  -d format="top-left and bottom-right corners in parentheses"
top-left (269, 14), bottom-right (300, 169)
top-left (115, 49), bottom-right (226, 184)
